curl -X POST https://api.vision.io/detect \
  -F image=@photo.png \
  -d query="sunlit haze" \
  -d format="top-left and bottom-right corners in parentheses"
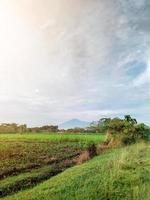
top-left (0, 0), bottom-right (149, 126)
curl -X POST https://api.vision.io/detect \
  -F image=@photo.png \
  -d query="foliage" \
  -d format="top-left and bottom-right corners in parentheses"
top-left (27, 125), bottom-right (58, 133)
top-left (91, 115), bottom-right (150, 145)
top-left (0, 123), bottom-right (59, 134)
top-left (0, 123), bottom-right (27, 134)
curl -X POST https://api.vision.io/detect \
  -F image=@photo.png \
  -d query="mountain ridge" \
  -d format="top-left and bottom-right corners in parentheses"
top-left (59, 119), bottom-right (90, 129)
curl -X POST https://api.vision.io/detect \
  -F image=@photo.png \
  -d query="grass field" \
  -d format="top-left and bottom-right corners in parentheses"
top-left (3, 142), bottom-right (150, 200)
top-left (1, 134), bottom-right (149, 200)
top-left (0, 133), bottom-right (104, 144)
top-left (0, 133), bottom-right (104, 197)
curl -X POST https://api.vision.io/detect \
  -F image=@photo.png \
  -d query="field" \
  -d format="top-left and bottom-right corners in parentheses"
top-left (0, 134), bottom-right (150, 200)
top-left (0, 133), bottom-right (104, 143)
top-left (3, 142), bottom-right (150, 200)
top-left (0, 133), bottom-right (104, 198)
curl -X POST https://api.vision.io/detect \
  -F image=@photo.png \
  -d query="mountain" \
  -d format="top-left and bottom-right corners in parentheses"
top-left (59, 119), bottom-right (90, 129)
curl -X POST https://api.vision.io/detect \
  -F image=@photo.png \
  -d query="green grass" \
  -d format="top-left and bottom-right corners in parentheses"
top-left (0, 166), bottom-right (54, 196)
top-left (0, 162), bottom-right (75, 197)
top-left (4, 142), bottom-right (150, 200)
top-left (0, 133), bottom-right (104, 144)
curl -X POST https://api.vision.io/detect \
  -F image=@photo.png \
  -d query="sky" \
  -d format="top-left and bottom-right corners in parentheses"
top-left (0, 0), bottom-right (150, 126)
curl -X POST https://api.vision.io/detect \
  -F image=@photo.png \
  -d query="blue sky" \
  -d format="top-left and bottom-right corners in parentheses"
top-left (0, 0), bottom-right (150, 126)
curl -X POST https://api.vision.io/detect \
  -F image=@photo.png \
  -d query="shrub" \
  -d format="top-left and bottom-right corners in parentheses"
top-left (92, 115), bottom-right (150, 146)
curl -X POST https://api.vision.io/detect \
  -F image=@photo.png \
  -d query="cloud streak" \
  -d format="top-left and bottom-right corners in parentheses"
top-left (0, 0), bottom-right (149, 125)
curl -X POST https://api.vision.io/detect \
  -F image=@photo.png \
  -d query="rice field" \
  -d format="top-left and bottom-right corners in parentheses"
top-left (0, 133), bottom-right (104, 144)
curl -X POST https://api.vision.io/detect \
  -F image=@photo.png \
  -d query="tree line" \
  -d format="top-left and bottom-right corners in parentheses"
top-left (0, 123), bottom-right (58, 133)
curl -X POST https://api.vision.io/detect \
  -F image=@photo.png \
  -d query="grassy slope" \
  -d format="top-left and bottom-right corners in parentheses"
top-left (4, 142), bottom-right (150, 200)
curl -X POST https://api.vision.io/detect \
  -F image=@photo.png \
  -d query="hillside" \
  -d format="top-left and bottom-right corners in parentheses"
top-left (59, 119), bottom-right (90, 129)
top-left (5, 142), bottom-right (150, 200)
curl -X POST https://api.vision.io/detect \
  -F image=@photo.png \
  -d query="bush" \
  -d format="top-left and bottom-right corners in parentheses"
top-left (93, 115), bottom-right (150, 146)
top-left (135, 123), bottom-right (150, 140)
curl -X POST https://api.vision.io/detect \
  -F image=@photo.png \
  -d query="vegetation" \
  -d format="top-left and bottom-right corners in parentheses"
top-left (27, 125), bottom-right (58, 133)
top-left (1, 116), bottom-right (150, 200)
top-left (0, 133), bottom-right (104, 144)
top-left (91, 115), bottom-right (150, 145)
top-left (0, 133), bottom-right (104, 197)
top-left (0, 124), bottom-right (59, 134)
top-left (0, 123), bottom-right (27, 134)
top-left (4, 142), bottom-right (150, 200)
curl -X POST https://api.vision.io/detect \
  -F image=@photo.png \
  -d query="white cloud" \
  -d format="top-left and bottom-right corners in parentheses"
top-left (0, 0), bottom-right (150, 125)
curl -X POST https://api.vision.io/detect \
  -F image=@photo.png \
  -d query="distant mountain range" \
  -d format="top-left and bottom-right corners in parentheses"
top-left (59, 119), bottom-right (91, 129)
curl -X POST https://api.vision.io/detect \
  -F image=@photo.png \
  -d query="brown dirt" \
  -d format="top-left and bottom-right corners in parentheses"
top-left (75, 144), bottom-right (97, 164)
top-left (0, 152), bottom-right (81, 180)
top-left (0, 151), bottom-right (85, 197)
top-left (0, 144), bottom-right (98, 197)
